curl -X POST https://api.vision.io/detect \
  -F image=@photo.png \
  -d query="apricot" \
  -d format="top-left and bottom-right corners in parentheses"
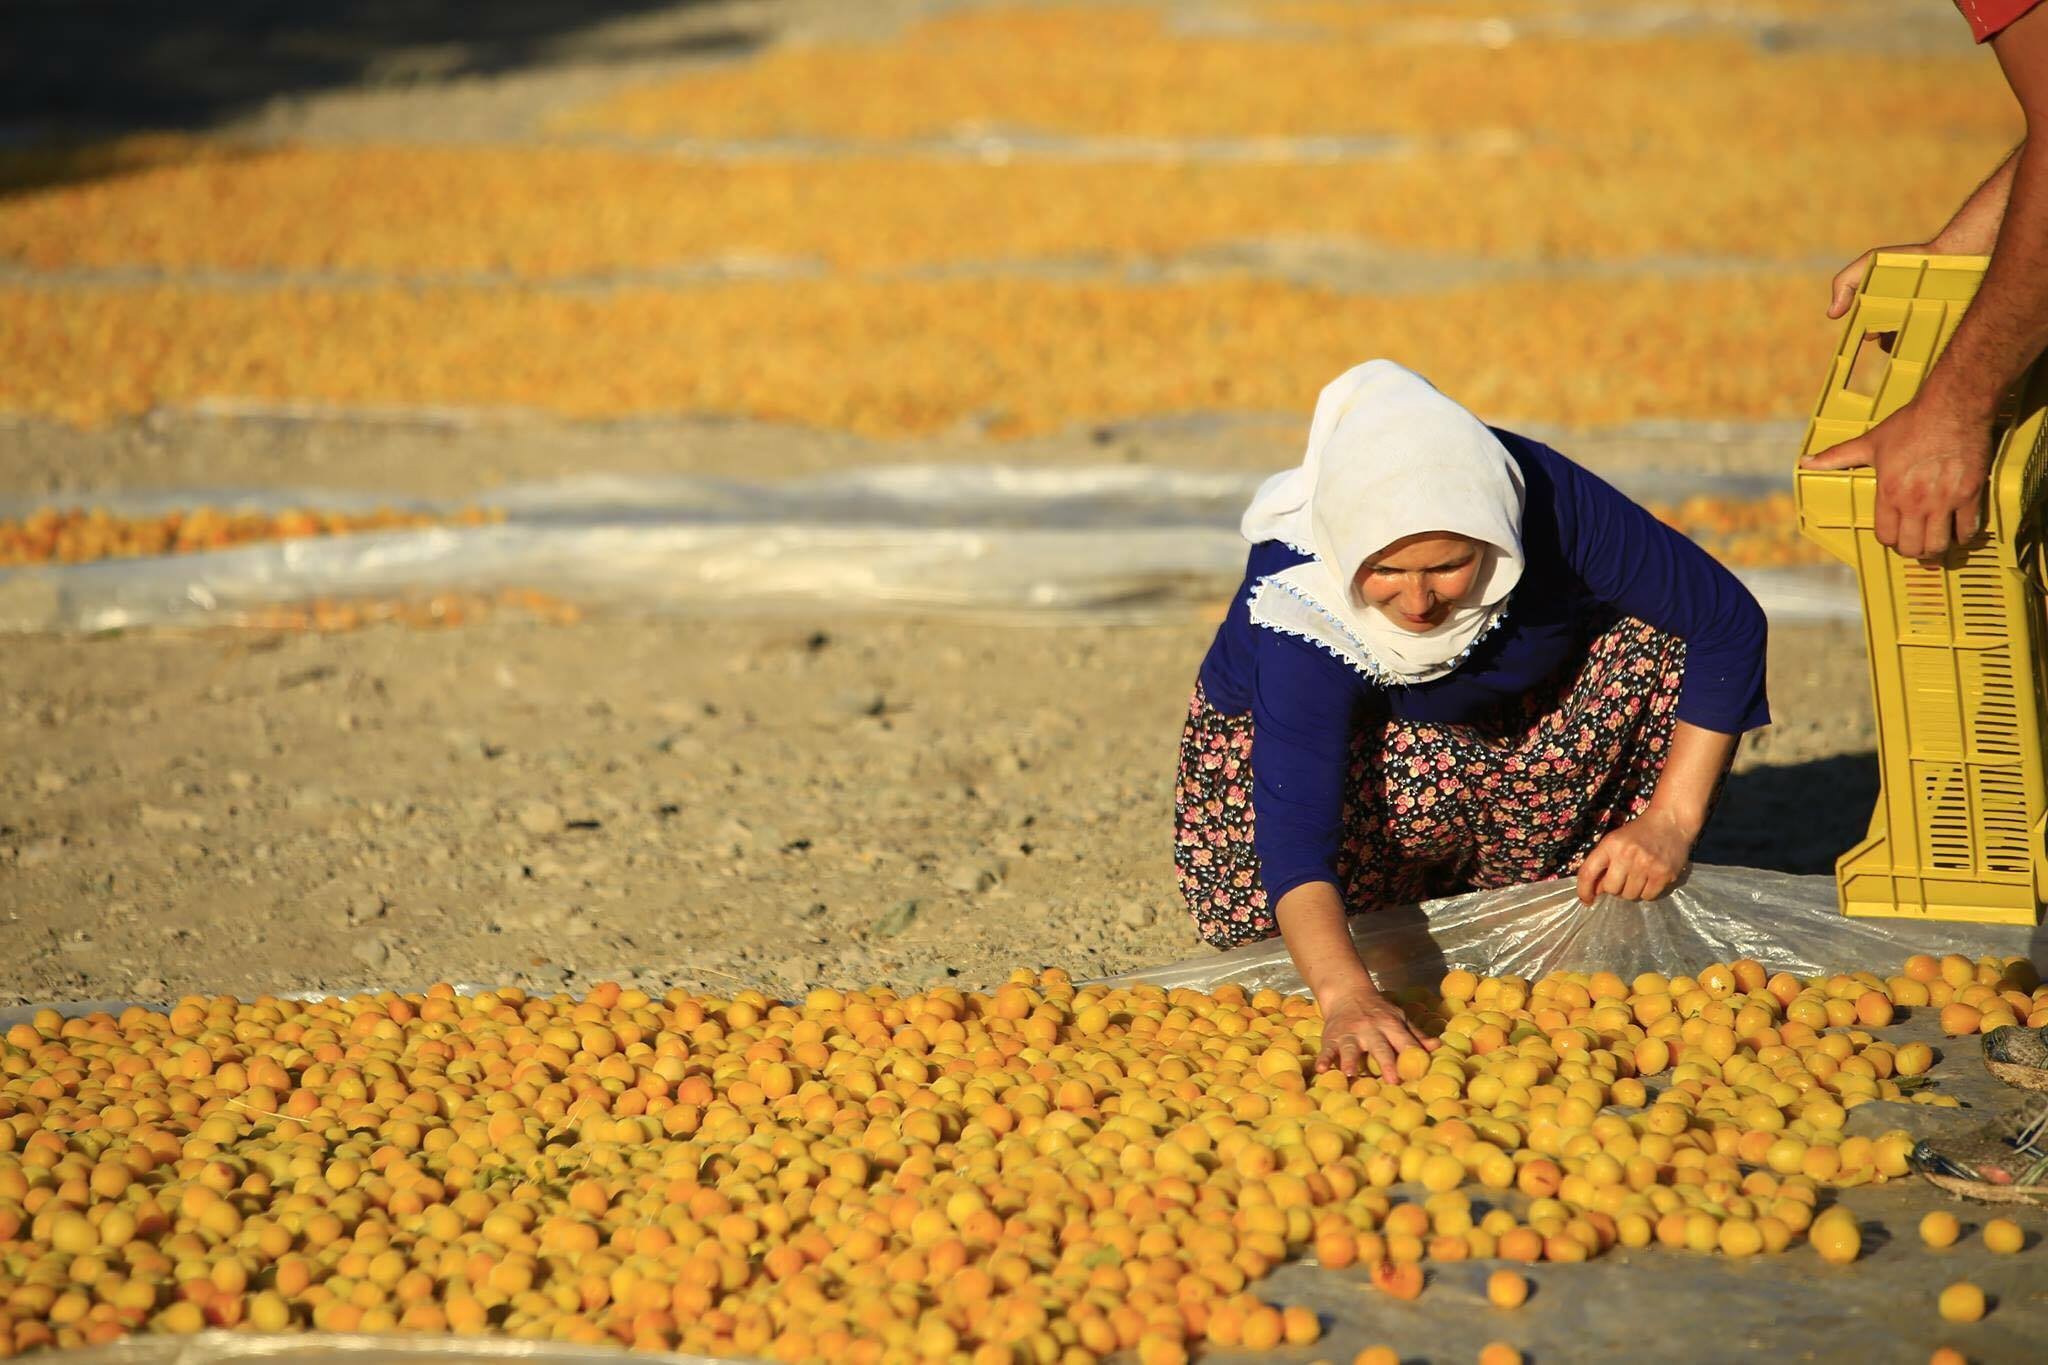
top-left (1937, 1282), bottom-right (1986, 1323)
top-left (1370, 1261), bottom-right (1424, 1301)
top-left (1919, 1211), bottom-right (1961, 1249)
top-left (1982, 1218), bottom-right (2023, 1254)
top-left (1486, 1269), bottom-right (1529, 1309)
top-left (1939, 1004), bottom-right (1983, 1036)
top-left (1810, 1207), bottom-right (1860, 1265)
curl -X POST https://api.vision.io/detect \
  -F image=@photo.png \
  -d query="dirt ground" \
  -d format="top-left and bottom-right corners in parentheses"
top-left (0, 598), bottom-right (1874, 1009)
top-left (0, 0), bottom-right (1920, 1011)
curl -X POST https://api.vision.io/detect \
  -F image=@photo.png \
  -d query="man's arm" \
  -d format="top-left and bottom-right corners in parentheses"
top-left (1827, 146), bottom-right (2021, 319)
top-left (1923, 17), bottom-right (2048, 434)
top-left (1802, 7), bottom-right (2048, 558)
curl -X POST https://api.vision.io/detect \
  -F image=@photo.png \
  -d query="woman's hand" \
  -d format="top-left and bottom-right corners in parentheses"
top-left (1574, 805), bottom-right (1695, 905)
top-left (1314, 985), bottom-right (1440, 1080)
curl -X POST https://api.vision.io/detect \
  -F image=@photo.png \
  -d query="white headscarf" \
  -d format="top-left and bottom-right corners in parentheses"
top-left (1242, 360), bottom-right (1526, 685)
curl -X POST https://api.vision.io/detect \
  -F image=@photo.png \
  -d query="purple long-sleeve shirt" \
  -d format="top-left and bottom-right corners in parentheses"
top-left (1196, 429), bottom-right (1770, 905)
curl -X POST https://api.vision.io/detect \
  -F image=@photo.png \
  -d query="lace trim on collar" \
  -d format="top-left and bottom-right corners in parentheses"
top-left (1248, 572), bottom-right (1511, 687)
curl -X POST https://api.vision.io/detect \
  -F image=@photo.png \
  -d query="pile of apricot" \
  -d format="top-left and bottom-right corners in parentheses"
top-left (0, 952), bottom-right (2039, 1361)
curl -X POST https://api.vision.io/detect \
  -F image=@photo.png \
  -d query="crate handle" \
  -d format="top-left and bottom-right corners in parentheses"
top-left (1843, 330), bottom-right (1898, 398)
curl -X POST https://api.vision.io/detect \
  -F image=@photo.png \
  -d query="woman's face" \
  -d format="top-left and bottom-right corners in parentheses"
top-left (1353, 532), bottom-right (1484, 632)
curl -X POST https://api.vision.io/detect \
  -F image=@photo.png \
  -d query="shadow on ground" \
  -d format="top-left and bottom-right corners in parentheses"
top-left (1699, 752), bottom-right (2048, 964)
top-left (1695, 752), bottom-right (1878, 876)
top-left (2, 0), bottom-right (764, 190)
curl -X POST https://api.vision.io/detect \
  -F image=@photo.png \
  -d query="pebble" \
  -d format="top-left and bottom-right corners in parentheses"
top-left (138, 804), bottom-right (206, 833)
top-left (945, 861), bottom-right (1002, 894)
top-left (828, 688), bottom-right (888, 719)
top-left (32, 769), bottom-right (67, 794)
top-left (287, 785), bottom-right (334, 814)
top-left (16, 837), bottom-right (66, 869)
top-left (1118, 900), bottom-right (1156, 929)
top-left (517, 800), bottom-right (565, 837)
top-left (351, 935), bottom-right (396, 970)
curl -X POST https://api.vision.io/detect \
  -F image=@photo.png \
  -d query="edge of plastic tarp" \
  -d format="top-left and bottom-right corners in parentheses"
top-left (9, 870), bottom-right (2036, 1029)
top-left (1089, 866), bottom-right (2042, 993)
top-left (32, 1329), bottom-right (764, 1365)
top-left (0, 467), bottom-right (1857, 632)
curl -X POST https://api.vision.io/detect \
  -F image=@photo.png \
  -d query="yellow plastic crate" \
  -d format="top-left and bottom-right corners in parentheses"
top-left (1796, 252), bottom-right (2048, 925)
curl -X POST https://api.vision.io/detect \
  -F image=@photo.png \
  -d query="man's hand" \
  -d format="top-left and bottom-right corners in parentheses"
top-left (1314, 986), bottom-right (1439, 1080)
top-left (1828, 242), bottom-right (1932, 320)
top-left (1799, 394), bottom-right (1995, 559)
top-left (1575, 806), bottom-right (1695, 906)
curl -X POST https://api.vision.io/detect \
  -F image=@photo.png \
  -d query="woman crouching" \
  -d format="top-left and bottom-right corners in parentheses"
top-left (1175, 360), bottom-right (1769, 1078)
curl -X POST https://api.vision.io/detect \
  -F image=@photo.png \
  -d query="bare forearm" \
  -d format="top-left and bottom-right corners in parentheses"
top-left (1932, 144), bottom-right (2023, 255)
top-left (1924, 138), bottom-right (2048, 421)
top-left (1274, 880), bottom-right (1375, 1003)
top-left (1647, 720), bottom-right (1737, 839)
top-left (1924, 14), bottom-right (2048, 422)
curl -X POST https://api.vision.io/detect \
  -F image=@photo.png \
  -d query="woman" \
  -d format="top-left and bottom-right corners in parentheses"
top-left (1174, 360), bottom-right (1769, 1080)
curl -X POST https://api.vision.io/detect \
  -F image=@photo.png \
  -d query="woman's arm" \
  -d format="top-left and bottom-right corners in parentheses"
top-left (1275, 880), bottom-right (1438, 1079)
top-left (1247, 632), bottom-right (1438, 1077)
top-left (1574, 720), bottom-right (1737, 904)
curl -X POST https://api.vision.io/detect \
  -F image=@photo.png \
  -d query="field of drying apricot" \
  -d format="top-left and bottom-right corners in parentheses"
top-left (3, 1), bottom-right (2045, 1359)
top-left (0, 955), bottom-right (2045, 1363)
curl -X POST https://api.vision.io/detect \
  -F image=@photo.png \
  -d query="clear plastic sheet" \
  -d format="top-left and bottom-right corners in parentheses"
top-left (1092, 865), bottom-right (2043, 994)
top-left (0, 467), bottom-right (1858, 632)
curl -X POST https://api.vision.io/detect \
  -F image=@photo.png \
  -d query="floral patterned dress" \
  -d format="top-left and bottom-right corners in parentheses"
top-left (1173, 615), bottom-right (1690, 948)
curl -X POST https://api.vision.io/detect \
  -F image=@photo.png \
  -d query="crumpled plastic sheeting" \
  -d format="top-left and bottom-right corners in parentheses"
top-left (40, 1330), bottom-right (759, 1365)
top-left (0, 467), bottom-right (1857, 632)
top-left (1093, 865), bottom-right (2043, 994)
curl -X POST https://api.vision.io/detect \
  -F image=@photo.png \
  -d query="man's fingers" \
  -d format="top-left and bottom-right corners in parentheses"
top-left (1800, 437), bottom-right (1872, 471)
top-left (1919, 510), bottom-right (1953, 560)
top-left (1873, 497), bottom-right (1903, 551)
top-left (1827, 277), bottom-right (1859, 320)
top-left (1827, 258), bottom-right (1867, 319)
top-left (1895, 515), bottom-right (1926, 561)
top-left (1957, 500), bottom-right (1983, 546)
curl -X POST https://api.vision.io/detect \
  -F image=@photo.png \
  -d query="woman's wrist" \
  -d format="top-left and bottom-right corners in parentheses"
top-left (1644, 795), bottom-right (1707, 843)
top-left (1309, 961), bottom-right (1379, 1006)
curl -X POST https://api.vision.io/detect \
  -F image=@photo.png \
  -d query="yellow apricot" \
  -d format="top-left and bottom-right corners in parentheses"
top-left (1937, 1282), bottom-right (1985, 1323)
top-left (1983, 1218), bottom-right (2023, 1254)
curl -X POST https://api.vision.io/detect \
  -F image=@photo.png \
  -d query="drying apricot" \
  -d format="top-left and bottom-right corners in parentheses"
top-left (1810, 1207), bottom-right (1861, 1265)
top-left (1370, 1261), bottom-right (1424, 1301)
top-left (1938, 1282), bottom-right (1986, 1323)
top-left (1920, 1211), bottom-right (1961, 1249)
